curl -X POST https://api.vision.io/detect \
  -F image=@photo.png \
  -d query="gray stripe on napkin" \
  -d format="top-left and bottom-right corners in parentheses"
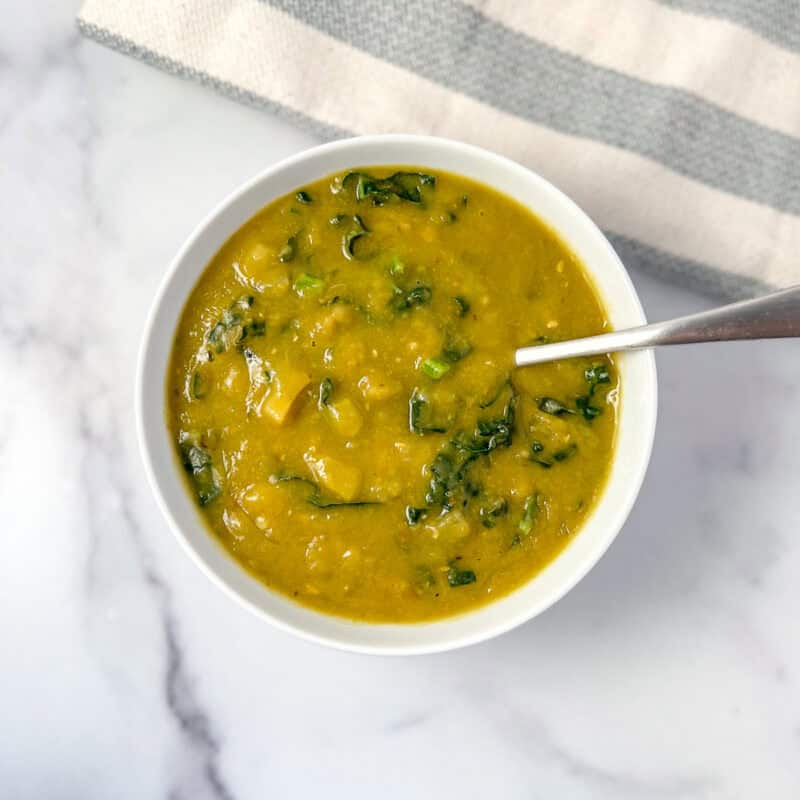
top-left (265, 0), bottom-right (800, 216)
top-left (75, 17), bottom-right (776, 302)
top-left (658, 0), bottom-right (800, 53)
top-left (76, 20), bottom-right (347, 142)
top-left (606, 232), bottom-right (771, 300)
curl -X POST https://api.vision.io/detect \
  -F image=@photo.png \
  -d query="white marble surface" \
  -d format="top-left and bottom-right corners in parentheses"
top-left (3, 4), bottom-right (800, 798)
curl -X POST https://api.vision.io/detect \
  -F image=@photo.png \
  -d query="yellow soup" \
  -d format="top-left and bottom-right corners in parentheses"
top-left (167, 168), bottom-right (618, 622)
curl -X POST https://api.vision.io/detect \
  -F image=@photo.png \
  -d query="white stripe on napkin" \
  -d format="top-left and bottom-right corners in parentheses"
top-left (467, 0), bottom-right (800, 140)
top-left (78, 0), bottom-right (800, 296)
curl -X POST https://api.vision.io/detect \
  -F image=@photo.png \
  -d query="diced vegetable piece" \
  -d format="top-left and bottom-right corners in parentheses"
top-left (262, 365), bottom-right (311, 424)
top-left (421, 357), bottom-right (450, 380)
top-left (389, 255), bottom-right (405, 276)
top-left (424, 510), bottom-right (471, 542)
top-left (296, 190), bottom-right (312, 203)
top-left (454, 296), bottom-right (470, 316)
top-left (325, 398), bottom-right (363, 438)
top-left (272, 470), bottom-right (378, 508)
top-left (358, 373), bottom-right (401, 401)
top-left (238, 482), bottom-right (289, 529)
top-left (294, 272), bottom-right (325, 296)
top-left (304, 452), bottom-right (362, 501)
top-left (242, 242), bottom-right (269, 264)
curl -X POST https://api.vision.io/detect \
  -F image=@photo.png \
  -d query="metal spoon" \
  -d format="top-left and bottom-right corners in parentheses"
top-left (515, 284), bottom-right (800, 367)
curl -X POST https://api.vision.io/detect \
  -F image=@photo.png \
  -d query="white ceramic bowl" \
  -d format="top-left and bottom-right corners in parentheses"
top-left (137, 135), bottom-right (657, 655)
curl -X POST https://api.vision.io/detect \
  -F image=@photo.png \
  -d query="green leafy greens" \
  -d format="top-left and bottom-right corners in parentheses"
top-left (408, 388), bottom-right (450, 435)
top-left (271, 471), bottom-right (381, 510)
top-left (342, 171), bottom-right (436, 205)
top-left (205, 295), bottom-right (265, 355)
top-left (179, 434), bottom-right (222, 506)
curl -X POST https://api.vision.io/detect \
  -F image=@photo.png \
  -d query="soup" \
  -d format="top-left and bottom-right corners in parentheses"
top-left (167, 168), bottom-right (618, 622)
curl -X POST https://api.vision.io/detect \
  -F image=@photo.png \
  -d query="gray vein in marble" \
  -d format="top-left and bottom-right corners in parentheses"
top-left (483, 692), bottom-right (714, 798)
top-left (384, 710), bottom-right (432, 733)
top-left (65, 28), bottom-right (115, 241)
top-left (164, 612), bottom-right (235, 800)
top-left (78, 403), bottom-right (235, 800)
top-left (2, 14), bottom-right (237, 795)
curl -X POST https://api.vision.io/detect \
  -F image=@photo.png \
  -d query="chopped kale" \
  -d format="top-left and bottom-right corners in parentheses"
top-left (405, 506), bottom-right (426, 525)
top-left (318, 377), bottom-right (334, 408)
top-left (307, 497), bottom-right (381, 509)
top-left (408, 389), bottom-right (450, 435)
top-left (390, 283), bottom-right (432, 313)
top-left (271, 470), bottom-right (381, 509)
top-left (537, 397), bottom-right (575, 416)
top-left (453, 296), bottom-right (471, 317)
top-left (342, 214), bottom-right (370, 259)
top-left (447, 566), bottom-right (477, 587)
top-left (422, 382), bottom-right (518, 514)
top-left (530, 441), bottom-right (578, 468)
top-left (241, 320), bottom-right (266, 340)
top-left (342, 170), bottom-right (436, 205)
top-left (190, 370), bottom-right (208, 400)
top-left (279, 235), bottom-right (297, 263)
top-left (480, 377), bottom-right (511, 409)
top-left (441, 335), bottom-right (472, 364)
top-left (479, 497), bottom-right (509, 528)
top-left (575, 362), bottom-right (612, 421)
top-left (515, 493), bottom-right (543, 544)
top-left (179, 435), bottom-right (221, 506)
top-left (414, 565), bottom-right (437, 592)
top-left (205, 295), bottom-right (260, 354)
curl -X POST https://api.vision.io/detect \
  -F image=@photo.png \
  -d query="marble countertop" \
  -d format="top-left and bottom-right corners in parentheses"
top-left (3, 6), bottom-right (799, 798)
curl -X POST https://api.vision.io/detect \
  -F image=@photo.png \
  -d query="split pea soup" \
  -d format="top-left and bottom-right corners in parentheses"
top-left (167, 168), bottom-right (618, 622)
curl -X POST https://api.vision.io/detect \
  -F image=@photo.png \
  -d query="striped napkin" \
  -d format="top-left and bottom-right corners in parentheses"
top-left (78, 0), bottom-right (800, 299)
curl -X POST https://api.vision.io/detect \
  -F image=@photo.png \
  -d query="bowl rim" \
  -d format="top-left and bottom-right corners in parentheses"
top-left (136, 134), bottom-right (657, 655)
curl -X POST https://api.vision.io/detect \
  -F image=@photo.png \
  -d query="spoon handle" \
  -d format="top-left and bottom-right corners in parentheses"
top-left (515, 284), bottom-right (800, 367)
